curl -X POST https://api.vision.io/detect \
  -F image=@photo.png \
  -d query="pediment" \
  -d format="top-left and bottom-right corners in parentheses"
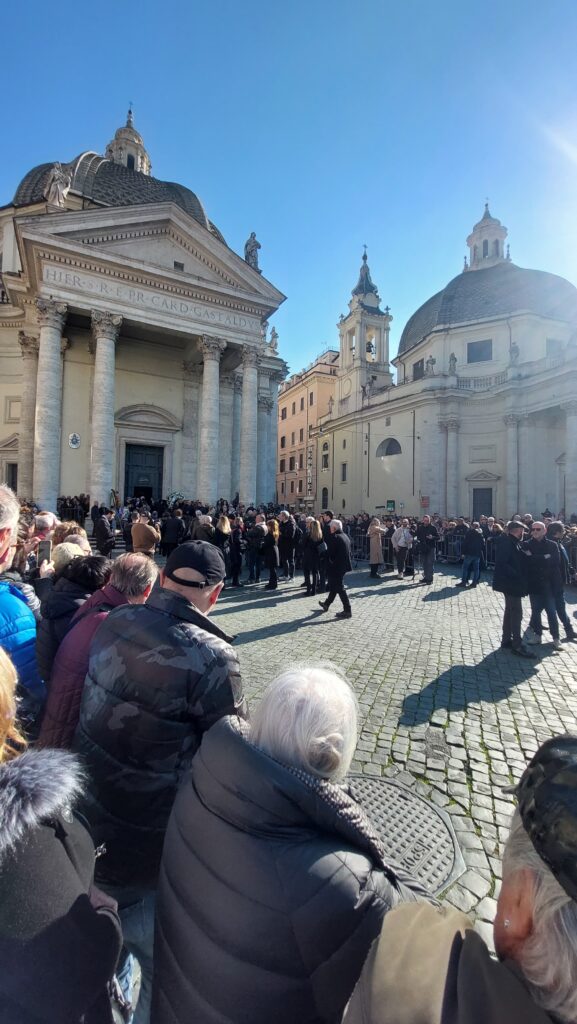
top-left (0, 432), bottom-right (19, 451)
top-left (115, 404), bottom-right (181, 431)
top-left (465, 469), bottom-right (500, 482)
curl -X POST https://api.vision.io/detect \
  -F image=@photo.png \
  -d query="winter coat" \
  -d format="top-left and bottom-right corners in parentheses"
top-left (262, 531), bottom-right (280, 568)
top-left (230, 526), bottom-right (244, 570)
top-left (302, 533), bottom-right (324, 570)
top-left (37, 584), bottom-right (129, 750)
top-left (0, 569), bottom-right (41, 620)
top-left (0, 581), bottom-right (44, 729)
top-left (462, 528), bottom-right (486, 558)
top-left (415, 524), bottom-right (439, 552)
top-left (73, 587), bottom-right (247, 891)
top-left (191, 522), bottom-right (215, 544)
top-left (525, 537), bottom-right (561, 593)
top-left (492, 535), bottom-right (529, 597)
top-left (327, 531), bottom-right (352, 585)
top-left (0, 749), bottom-right (122, 1024)
top-left (161, 515), bottom-right (186, 546)
top-left (246, 522), bottom-right (267, 552)
top-left (214, 528), bottom-right (232, 575)
top-left (93, 516), bottom-right (115, 556)
top-left (343, 902), bottom-right (554, 1024)
top-left (131, 521), bottom-right (160, 555)
top-left (367, 524), bottom-right (386, 564)
top-left (279, 518), bottom-right (296, 558)
top-left (36, 577), bottom-right (93, 682)
top-left (392, 526), bottom-right (413, 550)
top-left (152, 716), bottom-right (429, 1024)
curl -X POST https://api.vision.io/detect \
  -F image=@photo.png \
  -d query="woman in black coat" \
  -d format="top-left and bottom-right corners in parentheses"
top-left (301, 518), bottom-right (325, 596)
top-left (0, 648), bottom-right (122, 1024)
top-left (153, 666), bottom-right (429, 1024)
top-left (36, 555), bottom-right (112, 682)
top-left (229, 516), bottom-right (245, 587)
top-left (261, 518), bottom-right (280, 590)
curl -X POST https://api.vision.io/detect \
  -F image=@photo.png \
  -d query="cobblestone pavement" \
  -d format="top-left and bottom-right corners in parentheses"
top-left (212, 565), bottom-right (577, 949)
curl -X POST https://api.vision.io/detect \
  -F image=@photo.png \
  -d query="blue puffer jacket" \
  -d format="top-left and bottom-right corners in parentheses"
top-left (0, 581), bottom-right (44, 727)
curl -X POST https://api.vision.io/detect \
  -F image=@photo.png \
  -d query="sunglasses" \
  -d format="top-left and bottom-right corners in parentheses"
top-left (531, 527), bottom-right (544, 533)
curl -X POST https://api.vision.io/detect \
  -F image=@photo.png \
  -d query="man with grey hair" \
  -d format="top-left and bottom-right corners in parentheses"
top-left (318, 518), bottom-right (353, 619)
top-left (0, 484), bottom-right (43, 724)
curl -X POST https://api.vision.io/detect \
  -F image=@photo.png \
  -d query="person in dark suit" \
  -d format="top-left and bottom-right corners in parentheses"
top-left (318, 519), bottom-right (353, 619)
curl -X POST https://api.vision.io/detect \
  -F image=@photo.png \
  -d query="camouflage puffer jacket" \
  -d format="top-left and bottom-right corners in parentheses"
top-left (73, 587), bottom-right (247, 891)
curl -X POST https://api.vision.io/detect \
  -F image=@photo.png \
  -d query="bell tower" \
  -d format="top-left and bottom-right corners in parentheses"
top-left (336, 249), bottom-right (393, 411)
top-left (465, 203), bottom-right (509, 270)
top-left (105, 107), bottom-right (152, 176)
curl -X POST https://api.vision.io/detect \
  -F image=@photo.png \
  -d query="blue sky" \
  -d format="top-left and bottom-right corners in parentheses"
top-left (3, 1), bottom-right (577, 372)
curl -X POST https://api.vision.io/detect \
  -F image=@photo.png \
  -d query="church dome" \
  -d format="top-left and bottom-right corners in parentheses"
top-left (398, 259), bottom-right (577, 356)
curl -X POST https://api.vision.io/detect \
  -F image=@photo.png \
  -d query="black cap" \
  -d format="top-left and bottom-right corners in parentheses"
top-left (505, 735), bottom-right (577, 901)
top-left (164, 541), bottom-right (226, 588)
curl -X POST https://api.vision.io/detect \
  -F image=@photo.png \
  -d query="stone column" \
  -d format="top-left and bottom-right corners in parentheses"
top-left (257, 395), bottom-right (273, 504)
top-left (89, 311), bottom-right (122, 508)
top-left (504, 413), bottom-right (519, 519)
top-left (239, 346), bottom-right (260, 505)
top-left (446, 419), bottom-right (460, 517)
top-left (182, 361), bottom-right (201, 497)
top-left (438, 422), bottom-right (448, 517)
top-left (197, 336), bottom-right (226, 504)
top-left (562, 401), bottom-right (577, 519)
top-left (230, 375), bottom-right (242, 501)
top-left (218, 374), bottom-right (235, 500)
top-left (17, 332), bottom-right (39, 500)
top-left (518, 413), bottom-right (533, 516)
top-left (268, 372), bottom-right (282, 504)
top-left (33, 298), bottom-right (67, 510)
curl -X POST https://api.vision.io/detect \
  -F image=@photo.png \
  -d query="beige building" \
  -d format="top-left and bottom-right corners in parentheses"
top-left (0, 111), bottom-right (287, 510)
top-left (276, 350), bottom-right (339, 507)
top-left (313, 212), bottom-right (577, 520)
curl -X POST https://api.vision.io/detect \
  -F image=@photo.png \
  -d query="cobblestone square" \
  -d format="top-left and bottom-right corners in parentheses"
top-left (213, 565), bottom-right (577, 944)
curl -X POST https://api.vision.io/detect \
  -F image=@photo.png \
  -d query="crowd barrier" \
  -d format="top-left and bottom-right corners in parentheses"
top-left (343, 526), bottom-right (503, 574)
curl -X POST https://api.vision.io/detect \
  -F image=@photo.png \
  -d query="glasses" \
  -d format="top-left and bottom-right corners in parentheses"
top-left (531, 527), bottom-right (544, 533)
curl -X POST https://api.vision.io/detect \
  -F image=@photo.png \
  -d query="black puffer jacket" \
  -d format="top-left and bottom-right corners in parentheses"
top-left (73, 588), bottom-right (247, 891)
top-left (153, 717), bottom-right (428, 1024)
top-left (492, 535), bottom-right (528, 597)
top-left (36, 577), bottom-right (93, 681)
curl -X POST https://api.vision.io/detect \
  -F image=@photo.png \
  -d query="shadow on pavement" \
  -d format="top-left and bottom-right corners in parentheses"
top-left (422, 585), bottom-right (464, 602)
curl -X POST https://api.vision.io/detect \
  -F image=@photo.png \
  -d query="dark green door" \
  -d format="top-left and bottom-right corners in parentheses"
top-left (124, 444), bottom-right (164, 502)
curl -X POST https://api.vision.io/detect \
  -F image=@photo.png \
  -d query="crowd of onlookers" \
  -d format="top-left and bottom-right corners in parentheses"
top-left (2, 485), bottom-right (577, 1022)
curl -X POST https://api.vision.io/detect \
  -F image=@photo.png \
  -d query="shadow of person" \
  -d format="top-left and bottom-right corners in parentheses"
top-left (398, 649), bottom-right (540, 727)
top-left (421, 585), bottom-right (465, 602)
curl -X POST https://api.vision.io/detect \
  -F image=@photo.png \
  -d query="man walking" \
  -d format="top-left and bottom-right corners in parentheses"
top-left (456, 521), bottom-right (486, 588)
top-left (415, 515), bottom-right (438, 585)
top-left (492, 520), bottom-right (535, 658)
top-left (523, 521), bottom-right (562, 650)
top-left (318, 519), bottom-right (352, 619)
top-left (73, 541), bottom-right (247, 1023)
top-left (317, 510), bottom-right (334, 592)
top-left (547, 522), bottom-right (576, 642)
top-left (391, 518), bottom-right (414, 580)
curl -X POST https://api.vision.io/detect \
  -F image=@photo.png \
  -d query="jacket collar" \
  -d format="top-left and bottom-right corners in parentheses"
top-left (0, 749), bottom-right (83, 863)
top-left (146, 586), bottom-right (235, 643)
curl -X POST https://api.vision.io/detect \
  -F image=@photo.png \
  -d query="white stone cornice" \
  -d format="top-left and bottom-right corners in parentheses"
top-left (36, 296), bottom-right (67, 329)
top-left (91, 310), bottom-right (123, 342)
top-left (18, 331), bottom-right (39, 358)
top-left (199, 336), bottom-right (226, 361)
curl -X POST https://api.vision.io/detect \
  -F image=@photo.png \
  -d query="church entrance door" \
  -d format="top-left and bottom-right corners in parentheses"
top-left (472, 487), bottom-right (492, 519)
top-left (124, 444), bottom-right (163, 502)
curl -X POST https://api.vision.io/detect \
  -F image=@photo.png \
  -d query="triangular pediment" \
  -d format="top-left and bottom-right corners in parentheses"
top-left (0, 432), bottom-right (19, 451)
top-left (465, 469), bottom-right (500, 482)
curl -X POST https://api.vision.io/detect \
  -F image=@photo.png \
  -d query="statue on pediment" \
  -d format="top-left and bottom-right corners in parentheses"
top-left (244, 232), bottom-right (261, 272)
top-left (509, 340), bottom-right (520, 365)
top-left (448, 352), bottom-right (457, 375)
top-left (45, 163), bottom-right (72, 207)
top-left (425, 354), bottom-right (436, 376)
top-left (269, 326), bottom-right (279, 352)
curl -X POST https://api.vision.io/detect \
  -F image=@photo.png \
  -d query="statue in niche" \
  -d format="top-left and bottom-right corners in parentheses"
top-left (269, 326), bottom-right (279, 352)
top-left (509, 340), bottom-right (520, 365)
top-left (244, 232), bottom-right (261, 272)
top-left (425, 355), bottom-right (436, 376)
top-left (448, 352), bottom-right (457, 375)
top-left (45, 163), bottom-right (72, 207)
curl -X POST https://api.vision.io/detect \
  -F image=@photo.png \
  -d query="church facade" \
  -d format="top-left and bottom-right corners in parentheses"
top-left (0, 111), bottom-right (287, 510)
top-left (312, 208), bottom-right (577, 520)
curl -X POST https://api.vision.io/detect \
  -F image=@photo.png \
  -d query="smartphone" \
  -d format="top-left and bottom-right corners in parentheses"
top-left (37, 539), bottom-right (52, 564)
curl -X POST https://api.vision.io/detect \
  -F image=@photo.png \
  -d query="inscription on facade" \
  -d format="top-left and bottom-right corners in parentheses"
top-left (42, 265), bottom-right (258, 332)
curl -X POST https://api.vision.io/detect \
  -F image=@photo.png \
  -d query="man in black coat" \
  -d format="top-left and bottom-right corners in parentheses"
top-left (415, 515), bottom-right (439, 585)
top-left (93, 509), bottom-right (116, 556)
top-left (456, 522), bottom-right (486, 588)
top-left (318, 519), bottom-right (353, 619)
top-left (524, 520), bottom-right (562, 649)
top-left (317, 510), bottom-right (334, 591)
top-left (492, 521), bottom-right (535, 658)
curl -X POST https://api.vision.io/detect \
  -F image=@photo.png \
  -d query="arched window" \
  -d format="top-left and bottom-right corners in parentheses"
top-left (127, 154), bottom-right (135, 171)
top-left (376, 438), bottom-right (402, 457)
top-left (321, 440), bottom-right (329, 471)
top-left (493, 239), bottom-right (500, 256)
top-left (321, 487), bottom-right (329, 507)
top-left (482, 239), bottom-right (489, 258)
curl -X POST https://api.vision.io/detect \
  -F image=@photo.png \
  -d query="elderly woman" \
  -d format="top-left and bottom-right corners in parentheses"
top-left (344, 734), bottom-right (577, 1024)
top-left (153, 665), bottom-right (427, 1024)
top-left (367, 517), bottom-right (387, 578)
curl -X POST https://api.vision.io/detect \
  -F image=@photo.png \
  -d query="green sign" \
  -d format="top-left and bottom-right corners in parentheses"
top-left (386, 500), bottom-right (395, 511)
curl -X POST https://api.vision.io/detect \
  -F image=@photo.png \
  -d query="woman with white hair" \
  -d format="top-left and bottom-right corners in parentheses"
top-left (344, 734), bottom-right (577, 1024)
top-left (153, 664), bottom-right (427, 1024)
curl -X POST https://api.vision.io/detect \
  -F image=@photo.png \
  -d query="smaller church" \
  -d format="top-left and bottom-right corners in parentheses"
top-left (312, 207), bottom-right (577, 520)
top-left (0, 111), bottom-right (287, 510)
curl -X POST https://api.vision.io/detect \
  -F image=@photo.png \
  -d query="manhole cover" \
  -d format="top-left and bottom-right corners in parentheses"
top-left (348, 774), bottom-right (465, 895)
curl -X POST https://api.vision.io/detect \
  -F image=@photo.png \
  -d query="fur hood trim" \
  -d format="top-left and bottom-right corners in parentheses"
top-left (0, 749), bottom-right (84, 861)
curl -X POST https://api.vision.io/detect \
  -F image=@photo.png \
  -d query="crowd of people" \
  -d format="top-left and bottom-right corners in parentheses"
top-left (2, 483), bottom-right (577, 1022)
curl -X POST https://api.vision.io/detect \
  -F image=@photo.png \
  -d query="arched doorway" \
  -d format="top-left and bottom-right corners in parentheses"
top-left (321, 486), bottom-right (329, 508)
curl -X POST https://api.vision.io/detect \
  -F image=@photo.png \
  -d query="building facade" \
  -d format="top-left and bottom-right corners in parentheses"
top-left (0, 111), bottom-right (287, 510)
top-left (314, 211), bottom-right (577, 520)
top-left (276, 350), bottom-right (339, 507)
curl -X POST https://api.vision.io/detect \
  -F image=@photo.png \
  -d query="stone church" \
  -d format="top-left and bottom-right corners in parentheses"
top-left (313, 207), bottom-right (577, 520)
top-left (0, 111), bottom-right (287, 510)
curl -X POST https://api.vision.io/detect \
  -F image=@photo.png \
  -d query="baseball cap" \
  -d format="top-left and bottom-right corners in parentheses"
top-left (507, 520), bottom-right (524, 533)
top-left (504, 735), bottom-right (577, 901)
top-left (164, 541), bottom-right (225, 588)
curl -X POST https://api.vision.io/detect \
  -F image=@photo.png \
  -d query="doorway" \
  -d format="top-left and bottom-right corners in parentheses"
top-left (472, 487), bottom-right (492, 520)
top-left (124, 444), bottom-right (164, 502)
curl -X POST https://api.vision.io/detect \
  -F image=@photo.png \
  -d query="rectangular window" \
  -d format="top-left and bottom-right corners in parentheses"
top-left (413, 358), bottom-right (424, 381)
top-left (291, 401), bottom-right (296, 415)
top-left (299, 428), bottom-right (304, 443)
top-left (280, 436), bottom-right (286, 449)
top-left (341, 463), bottom-right (347, 483)
top-left (298, 479), bottom-right (303, 493)
top-left (342, 439), bottom-right (346, 449)
top-left (300, 397), bottom-right (304, 411)
top-left (281, 482), bottom-right (285, 495)
top-left (322, 454), bottom-right (329, 470)
top-left (281, 407), bottom-right (287, 420)
top-left (299, 453), bottom-right (304, 469)
top-left (173, 260), bottom-right (184, 272)
top-left (309, 392), bottom-right (314, 405)
top-left (291, 432), bottom-right (295, 445)
top-left (467, 339), bottom-right (493, 363)
top-left (279, 458), bottom-right (285, 472)
top-left (289, 456), bottom-right (296, 471)
top-left (290, 480), bottom-right (295, 494)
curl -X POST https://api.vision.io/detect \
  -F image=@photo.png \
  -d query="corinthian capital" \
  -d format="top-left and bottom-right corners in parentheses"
top-left (242, 345), bottom-right (261, 369)
top-left (91, 310), bottom-right (123, 342)
top-left (446, 418), bottom-right (460, 433)
top-left (258, 395), bottom-right (274, 412)
top-left (18, 331), bottom-right (39, 358)
top-left (36, 297), bottom-right (67, 329)
top-left (503, 413), bottom-right (520, 427)
top-left (199, 335), bottom-right (226, 361)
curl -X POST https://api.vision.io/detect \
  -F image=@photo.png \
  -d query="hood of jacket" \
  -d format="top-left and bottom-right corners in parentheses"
top-left (0, 748), bottom-right (83, 863)
top-left (41, 577), bottom-right (92, 621)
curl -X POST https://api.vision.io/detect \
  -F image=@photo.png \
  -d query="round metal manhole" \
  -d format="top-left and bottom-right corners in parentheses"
top-left (348, 774), bottom-right (466, 895)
